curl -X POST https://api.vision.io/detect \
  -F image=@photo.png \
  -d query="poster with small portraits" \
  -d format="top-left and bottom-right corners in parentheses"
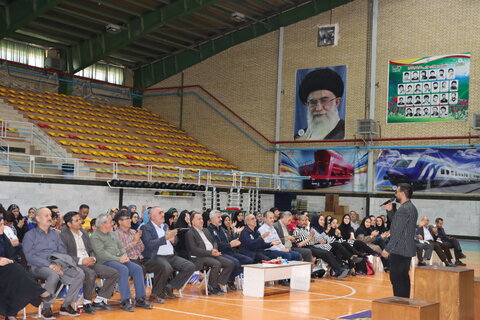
top-left (387, 53), bottom-right (470, 123)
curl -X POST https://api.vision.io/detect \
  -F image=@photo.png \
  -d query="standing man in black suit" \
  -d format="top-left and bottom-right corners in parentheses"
top-left (60, 211), bottom-right (119, 314)
top-left (185, 212), bottom-right (234, 295)
top-left (382, 183), bottom-right (418, 298)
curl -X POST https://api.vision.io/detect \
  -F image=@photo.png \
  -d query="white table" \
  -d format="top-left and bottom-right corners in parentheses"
top-left (242, 261), bottom-right (311, 298)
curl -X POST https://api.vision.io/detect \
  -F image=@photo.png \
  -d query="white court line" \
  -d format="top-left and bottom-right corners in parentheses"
top-left (151, 305), bottom-right (231, 320)
top-left (181, 279), bottom-right (357, 302)
top-left (333, 278), bottom-right (391, 288)
top-left (354, 275), bottom-right (391, 282)
top-left (185, 295), bottom-right (331, 320)
top-left (110, 299), bottom-right (230, 320)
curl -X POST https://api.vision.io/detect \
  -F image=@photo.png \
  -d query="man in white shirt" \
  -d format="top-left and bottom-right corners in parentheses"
top-left (258, 211), bottom-right (302, 261)
top-left (185, 212), bottom-right (234, 295)
top-left (415, 216), bottom-right (454, 267)
top-left (140, 207), bottom-right (195, 302)
top-left (60, 211), bottom-right (119, 314)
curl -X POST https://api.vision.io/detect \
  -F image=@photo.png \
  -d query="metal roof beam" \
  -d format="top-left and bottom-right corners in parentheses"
top-left (52, 7), bottom-right (114, 25)
top-left (63, 1), bottom-right (129, 23)
top-left (29, 20), bottom-right (90, 39)
top-left (155, 29), bottom-right (196, 44)
top-left (165, 23), bottom-right (209, 39)
top-left (146, 34), bottom-right (198, 51)
top-left (177, 17), bottom-right (217, 32)
top-left (133, 41), bottom-right (171, 53)
top-left (68, 0), bottom-right (221, 73)
top-left (192, 11), bottom-right (235, 27)
top-left (0, 0), bottom-right (66, 39)
top-left (220, 1), bottom-right (263, 18)
top-left (11, 32), bottom-right (68, 48)
top-left (250, 0), bottom-right (278, 11)
top-left (95, 0), bottom-right (142, 16)
top-left (214, 4), bottom-right (269, 27)
top-left (16, 27), bottom-right (77, 45)
top-left (134, 0), bottom-right (354, 88)
top-left (42, 14), bottom-right (99, 33)
top-left (122, 0), bottom-right (156, 11)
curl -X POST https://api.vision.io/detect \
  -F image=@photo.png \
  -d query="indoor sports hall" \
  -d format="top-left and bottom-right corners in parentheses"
top-left (0, 0), bottom-right (478, 319)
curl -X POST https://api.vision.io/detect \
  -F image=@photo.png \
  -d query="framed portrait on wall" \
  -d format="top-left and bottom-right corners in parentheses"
top-left (317, 24), bottom-right (338, 47)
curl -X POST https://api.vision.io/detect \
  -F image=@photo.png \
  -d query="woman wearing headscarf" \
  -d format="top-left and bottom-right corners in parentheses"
top-left (127, 205), bottom-right (139, 229)
top-left (0, 216), bottom-right (55, 320)
top-left (131, 212), bottom-right (140, 230)
top-left (221, 214), bottom-right (240, 242)
top-left (164, 208), bottom-right (179, 229)
top-left (315, 216), bottom-right (362, 270)
top-left (202, 209), bottom-right (211, 228)
top-left (7, 205), bottom-right (27, 241)
top-left (355, 217), bottom-right (389, 271)
top-left (173, 210), bottom-right (192, 259)
top-left (338, 214), bottom-right (377, 256)
top-left (231, 211), bottom-right (245, 229)
top-left (175, 210), bottom-right (191, 229)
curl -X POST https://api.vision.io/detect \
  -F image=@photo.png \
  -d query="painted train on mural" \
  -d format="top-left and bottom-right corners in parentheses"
top-left (385, 154), bottom-right (480, 188)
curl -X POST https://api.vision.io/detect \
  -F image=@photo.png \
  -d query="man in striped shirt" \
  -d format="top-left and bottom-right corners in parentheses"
top-left (294, 215), bottom-right (348, 279)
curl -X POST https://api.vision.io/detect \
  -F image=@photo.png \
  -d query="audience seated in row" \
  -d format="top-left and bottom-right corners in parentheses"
top-left (0, 201), bottom-right (469, 319)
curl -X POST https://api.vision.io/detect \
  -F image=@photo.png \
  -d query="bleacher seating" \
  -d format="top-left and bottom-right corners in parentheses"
top-left (0, 86), bottom-right (238, 182)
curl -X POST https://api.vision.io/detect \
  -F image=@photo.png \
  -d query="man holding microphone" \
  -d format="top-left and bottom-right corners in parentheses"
top-left (382, 183), bottom-right (418, 298)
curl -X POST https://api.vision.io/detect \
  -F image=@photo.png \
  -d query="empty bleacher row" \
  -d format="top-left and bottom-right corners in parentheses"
top-left (0, 86), bottom-right (238, 182)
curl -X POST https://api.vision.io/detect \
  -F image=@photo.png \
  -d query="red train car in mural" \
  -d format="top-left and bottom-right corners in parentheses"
top-left (299, 150), bottom-right (354, 189)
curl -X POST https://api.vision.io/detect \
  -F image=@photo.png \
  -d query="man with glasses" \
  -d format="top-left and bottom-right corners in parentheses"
top-left (296, 68), bottom-right (345, 140)
top-left (382, 184), bottom-right (418, 298)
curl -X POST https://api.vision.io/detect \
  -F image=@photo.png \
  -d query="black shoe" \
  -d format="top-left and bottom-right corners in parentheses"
top-left (135, 298), bottom-right (153, 309)
top-left (41, 307), bottom-right (55, 320)
top-left (455, 260), bottom-right (466, 266)
top-left (59, 305), bottom-right (80, 317)
top-left (417, 261), bottom-right (427, 266)
top-left (207, 285), bottom-right (222, 295)
top-left (214, 285), bottom-right (225, 295)
top-left (445, 261), bottom-right (456, 267)
top-left (120, 300), bottom-right (134, 312)
top-left (227, 281), bottom-right (237, 291)
top-left (458, 253), bottom-right (466, 259)
top-left (92, 301), bottom-right (114, 311)
top-left (148, 295), bottom-right (165, 304)
top-left (83, 304), bottom-right (95, 314)
top-left (163, 286), bottom-right (178, 299)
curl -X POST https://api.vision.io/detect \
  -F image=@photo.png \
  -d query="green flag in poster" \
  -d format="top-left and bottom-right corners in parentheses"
top-left (387, 53), bottom-right (470, 123)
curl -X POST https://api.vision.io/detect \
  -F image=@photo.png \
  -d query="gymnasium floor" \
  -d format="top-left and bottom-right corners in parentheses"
top-left (25, 240), bottom-right (480, 320)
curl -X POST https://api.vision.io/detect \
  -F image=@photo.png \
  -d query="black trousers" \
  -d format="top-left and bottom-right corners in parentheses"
top-left (305, 246), bottom-right (343, 274)
top-left (143, 255), bottom-right (195, 295)
top-left (443, 238), bottom-right (463, 260)
top-left (389, 254), bottom-right (411, 298)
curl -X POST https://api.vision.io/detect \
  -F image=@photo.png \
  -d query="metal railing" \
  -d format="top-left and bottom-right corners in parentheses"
top-left (0, 150), bottom-right (306, 189)
top-left (0, 120), bottom-right (67, 159)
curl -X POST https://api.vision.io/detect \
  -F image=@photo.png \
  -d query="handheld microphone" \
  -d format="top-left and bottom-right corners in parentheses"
top-left (380, 198), bottom-right (395, 207)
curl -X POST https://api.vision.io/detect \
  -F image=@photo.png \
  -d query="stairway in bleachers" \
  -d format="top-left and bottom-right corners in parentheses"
top-left (0, 85), bottom-right (239, 182)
